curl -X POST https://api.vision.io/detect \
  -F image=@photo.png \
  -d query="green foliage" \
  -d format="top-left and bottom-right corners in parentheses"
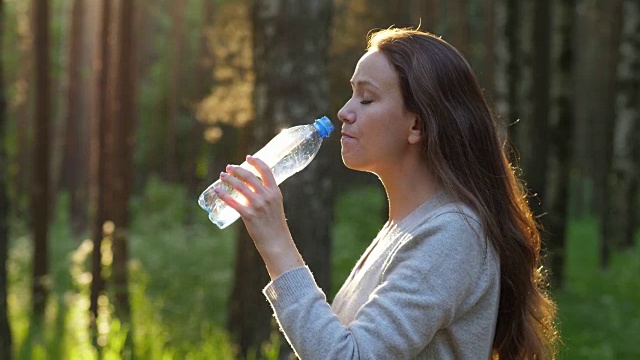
top-left (135, 0), bottom-right (213, 182)
top-left (129, 177), bottom-right (236, 339)
top-left (8, 180), bottom-right (240, 359)
top-left (555, 219), bottom-right (640, 359)
top-left (330, 184), bottom-right (386, 299)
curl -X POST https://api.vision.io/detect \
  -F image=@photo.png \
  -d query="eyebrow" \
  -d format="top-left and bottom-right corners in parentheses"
top-left (350, 79), bottom-right (380, 90)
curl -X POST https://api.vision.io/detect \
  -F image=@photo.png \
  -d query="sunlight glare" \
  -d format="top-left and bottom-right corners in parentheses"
top-left (237, 194), bottom-right (250, 206)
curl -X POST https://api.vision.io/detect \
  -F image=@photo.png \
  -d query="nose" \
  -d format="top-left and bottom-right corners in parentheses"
top-left (337, 99), bottom-right (355, 124)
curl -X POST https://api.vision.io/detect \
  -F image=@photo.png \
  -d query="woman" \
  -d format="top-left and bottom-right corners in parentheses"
top-left (216, 28), bottom-right (558, 359)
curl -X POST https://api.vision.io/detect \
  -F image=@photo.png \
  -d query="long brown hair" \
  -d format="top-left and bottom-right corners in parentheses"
top-left (368, 28), bottom-right (558, 359)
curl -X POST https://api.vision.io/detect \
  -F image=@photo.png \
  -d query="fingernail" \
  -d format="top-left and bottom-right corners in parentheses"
top-left (225, 164), bottom-right (231, 171)
top-left (246, 155), bottom-right (253, 160)
top-left (220, 172), bottom-right (226, 178)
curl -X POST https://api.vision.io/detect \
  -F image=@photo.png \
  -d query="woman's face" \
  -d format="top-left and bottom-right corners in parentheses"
top-left (337, 50), bottom-right (418, 175)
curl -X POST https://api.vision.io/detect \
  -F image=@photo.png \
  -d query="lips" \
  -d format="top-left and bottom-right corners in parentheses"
top-left (341, 132), bottom-right (355, 139)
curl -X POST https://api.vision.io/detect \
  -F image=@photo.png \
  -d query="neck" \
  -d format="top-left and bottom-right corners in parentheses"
top-left (378, 158), bottom-right (442, 225)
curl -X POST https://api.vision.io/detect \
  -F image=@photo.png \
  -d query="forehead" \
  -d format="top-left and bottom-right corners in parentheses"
top-left (351, 50), bottom-right (399, 90)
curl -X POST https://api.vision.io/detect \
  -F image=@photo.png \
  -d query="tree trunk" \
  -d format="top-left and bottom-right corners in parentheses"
top-left (571, 4), bottom-right (594, 219)
top-left (14, 2), bottom-right (33, 219)
top-left (111, 0), bottom-right (136, 321)
top-left (594, 0), bottom-right (623, 268)
top-left (217, 3), bottom-right (267, 357)
top-left (519, 0), bottom-right (551, 220)
top-left (31, 0), bottom-right (51, 320)
top-left (227, 0), bottom-right (334, 357)
top-left (80, 0), bottom-right (101, 236)
top-left (0, 1), bottom-right (14, 356)
top-left (227, 225), bottom-right (272, 358)
top-left (102, 0), bottom-right (136, 355)
top-left (611, 0), bottom-right (639, 250)
top-left (252, 0), bottom-right (333, 302)
top-left (494, 0), bottom-right (509, 125)
top-left (504, 0), bottom-right (522, 142)
top-left (545, 0), bottom-right (576, 288)
top-left (448, 0), bottom-right (469, 56)
top-left (414, 0), bottom-right (441, 33)
top-left (90, 0), bottom-right (111, 338)
top-left (61, 0), bottom-right (88, 237)
top-left (166, 0), bottom-right (185, 183)
top-left (15, 91), bottom-right (29, 217)
top-left (482, 0), bottom-right (496, 100)
top-left (186, 0), bottom-right (215, 198)
top-left (381, 0), bottom-right (413, 28)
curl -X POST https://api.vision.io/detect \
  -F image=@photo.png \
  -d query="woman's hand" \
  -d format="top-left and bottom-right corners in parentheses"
top-left (216, 156), bottom-right (304, 279)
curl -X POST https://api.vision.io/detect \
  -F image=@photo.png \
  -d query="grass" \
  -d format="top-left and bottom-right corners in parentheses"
top-left (555, 219), bottom-right (640, 359)
top-left (6, 180), bottom-right (640, 359)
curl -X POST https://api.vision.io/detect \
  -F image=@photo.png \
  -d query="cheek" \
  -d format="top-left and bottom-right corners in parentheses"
top-left (375, 126), bottom-right (409, 157)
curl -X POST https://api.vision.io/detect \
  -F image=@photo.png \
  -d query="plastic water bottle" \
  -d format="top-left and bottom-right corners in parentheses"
top-left (198, 116), bottom-right (334, 229)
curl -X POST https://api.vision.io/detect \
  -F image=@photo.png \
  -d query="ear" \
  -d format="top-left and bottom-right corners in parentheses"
top-left (407, 113), bottom-right (423, 145)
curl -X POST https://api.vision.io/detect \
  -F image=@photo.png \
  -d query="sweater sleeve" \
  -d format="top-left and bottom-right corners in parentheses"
top-left (263, 211), bottom-right (489, 359)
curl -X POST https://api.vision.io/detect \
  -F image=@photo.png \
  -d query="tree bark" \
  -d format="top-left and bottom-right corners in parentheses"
top-left (61, 0), bottom-right (88, 236)
top-left (98, 0), bottom-right (136, 355)
top-left (165, 0), bottom-right (185, 183)
top-left (594, 0), bottom-right (623, 268)
top-left (504, 0), bottom-right (522, 142)
top-left (186, 0), bottom-right (215, 199)
top-left (572, 3), bottom-right (597, 218)
top-left (493, 0), bottom-right (509, 125)
top-left (227, 0), bottom-right (334, 357)
top-left (0, 0), bottom-right (14, 356)
top-left (251, 0), bottom-right (333, 297)
top-left (31, 0), bottom-right (51, 320)
top-left (483, 0), bottom-right (496, 100)
top-left (219, 3), bottom-right (267, 357)
top-left (545, 0), bottom-right (576, 288)
top-left (381, 0), bottom-right (413, 28)
top-left (90, 0), bottom-right (111, 337)
top-left (111, 0), bottom-right (136, 322)
top-left (519, 0), bottom-right (551, 220)
top-left (611, 0), bottom-right (639, 250)
top-left (227, 225), bottom-right (271, 358)
top-left (448, 0), bottom-right (469, 56)
top-left (14, 2), bottom-right (33, 220)
top-left (416, 0), bottom-right (441, 33)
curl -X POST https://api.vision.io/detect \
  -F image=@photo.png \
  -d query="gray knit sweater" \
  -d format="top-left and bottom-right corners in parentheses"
top-left (263, 192), bottom-right (501, 359)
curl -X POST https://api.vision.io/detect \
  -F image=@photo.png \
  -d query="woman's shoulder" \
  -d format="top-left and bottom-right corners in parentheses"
top-left (428, 201), bottom-right (482, 232)
top-left (381, 193), bottom-right (499, 289)
top-left (394, 193), bottom-right (495, 260)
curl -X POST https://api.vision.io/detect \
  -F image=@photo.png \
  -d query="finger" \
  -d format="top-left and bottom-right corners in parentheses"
top-left (219, 171), bottom-right (256, 203)
top-left (225, 165), bottom-right (264, 193)
top-left (213, 181), bottom-right (257, 218)
top-left (213, 183), bottom-right (246, 212)
top-left (246, 155), bottom-right (277, 188)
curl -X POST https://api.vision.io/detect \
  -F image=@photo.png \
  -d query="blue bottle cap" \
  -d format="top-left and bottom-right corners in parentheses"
top-left (314, 116), bottom-right (334, 138)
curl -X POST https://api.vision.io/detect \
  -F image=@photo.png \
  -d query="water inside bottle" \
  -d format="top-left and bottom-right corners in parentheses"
top-left (199, 181), bottom-right (243, 229)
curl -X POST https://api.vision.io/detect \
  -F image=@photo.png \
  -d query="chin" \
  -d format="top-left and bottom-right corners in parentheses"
top-left (341, 154), bottom-right (369, 172)
top-left (341, 156), bottom-right (357, 171)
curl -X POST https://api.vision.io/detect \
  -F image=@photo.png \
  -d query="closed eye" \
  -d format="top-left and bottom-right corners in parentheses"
top-left (360, 100), bottom-right (372, 105)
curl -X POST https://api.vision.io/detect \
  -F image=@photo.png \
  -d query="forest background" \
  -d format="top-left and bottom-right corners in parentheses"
top-left (0, 0), bottom-right (639, 359)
